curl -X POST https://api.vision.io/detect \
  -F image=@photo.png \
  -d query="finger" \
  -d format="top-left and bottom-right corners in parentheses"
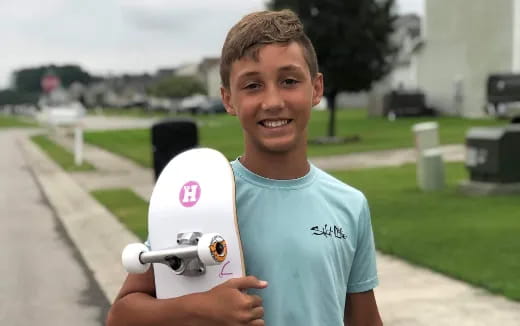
top-left (248, 294), bottom-right (263, 308)
top-left (250, 306), bottom-right (264, 320)
top-left (228, 276), bottom-right (268, 290)
top-left (248, 318), bottom-right (265, 326)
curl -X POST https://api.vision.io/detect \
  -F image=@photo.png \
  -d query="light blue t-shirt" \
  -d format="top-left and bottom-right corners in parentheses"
top-left (232, 159), bottom-right (378, 326)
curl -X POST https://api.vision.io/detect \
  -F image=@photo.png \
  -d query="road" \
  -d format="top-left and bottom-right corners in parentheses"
top-left (0, 129), bottom-right (109, 325)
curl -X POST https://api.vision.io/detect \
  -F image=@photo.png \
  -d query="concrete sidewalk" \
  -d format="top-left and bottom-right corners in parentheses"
top-left (21, 129), bottom-right (520, 325)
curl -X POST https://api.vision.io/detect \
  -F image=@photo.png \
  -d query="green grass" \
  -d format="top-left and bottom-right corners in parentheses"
top-left (31, 135), bottom-right (95, 171)
top-left (332, 163), bottom-right (520, 301)
top-left (0, 115), bottom-right (36, 128)
top-left (91, 188), bottom-right (148, 241)
top-left (84, 109), bottom-right (506, 167)
top-left (90, 163), bottom-right (520, 301)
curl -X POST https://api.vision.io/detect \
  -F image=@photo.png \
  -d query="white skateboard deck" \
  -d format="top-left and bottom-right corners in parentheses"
top-left (148, 148), bottom-right (245, 299)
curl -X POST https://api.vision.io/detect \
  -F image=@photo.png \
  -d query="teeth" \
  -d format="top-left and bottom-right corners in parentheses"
top-left (263, 120), bottom-right (289, 128)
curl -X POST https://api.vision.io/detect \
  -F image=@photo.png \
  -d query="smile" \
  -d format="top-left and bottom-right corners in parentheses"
top-left (259, 119), bottom-right (292, 128)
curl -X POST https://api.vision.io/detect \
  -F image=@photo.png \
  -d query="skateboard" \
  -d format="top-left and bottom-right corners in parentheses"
top-left (122, 148), bottom-right (245, 299)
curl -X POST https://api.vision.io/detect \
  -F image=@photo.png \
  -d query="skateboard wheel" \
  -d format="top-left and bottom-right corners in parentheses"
top-left (197, 233), bottom-right (227, 265)
top-left (122, 243), bottom-right (150, 274)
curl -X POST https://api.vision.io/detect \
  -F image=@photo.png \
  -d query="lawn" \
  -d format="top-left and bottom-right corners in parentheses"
top-left (91, 188), bottom-right (148, 241)
top-left (84, 109), bottom-right (506, 167)
top-left (92, 162), bottom-right (520, 301)
top-left (0, 115), bottom-right (37, 128)
top-left (31, 135), bottom-right (95, 171)
top-left (332, 163), bottom-right (520, 301)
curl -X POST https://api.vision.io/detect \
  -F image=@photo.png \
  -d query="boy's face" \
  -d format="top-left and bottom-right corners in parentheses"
top-left (221, 42), bottom-right (323, 156)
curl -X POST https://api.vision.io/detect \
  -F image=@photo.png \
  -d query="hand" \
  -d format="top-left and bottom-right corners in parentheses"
top-left (200, 276), bottom-right (268, 325)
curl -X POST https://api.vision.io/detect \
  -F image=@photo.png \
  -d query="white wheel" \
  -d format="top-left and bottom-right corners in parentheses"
top-left (122, 243), bottom-right (150, 274)
top-left (197, 233), bottom-right (227, 265)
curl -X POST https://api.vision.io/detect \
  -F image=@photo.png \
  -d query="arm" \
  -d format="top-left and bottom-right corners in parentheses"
top-left (106, 267), bottom-right (268, 326)
top-left (106, 268), bottom-right (205, 326)
top-left (344, 290), bottom-right (382, 326)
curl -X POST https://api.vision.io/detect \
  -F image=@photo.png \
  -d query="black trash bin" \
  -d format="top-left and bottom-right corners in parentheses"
top-left (151, 118), bottom-right (198, 180)
top-left (465, 125), bottom-right (520, 183)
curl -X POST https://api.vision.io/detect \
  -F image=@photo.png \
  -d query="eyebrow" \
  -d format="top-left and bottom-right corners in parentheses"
top-left (236, 64), bottom-right (305, 81)
top-left (278, 64), bottom-right (304, 73)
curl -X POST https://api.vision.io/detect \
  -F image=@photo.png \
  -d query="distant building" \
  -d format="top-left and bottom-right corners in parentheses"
top-left (416, 0), bottom-right (520, 117)
top-left (173, 59), bottom-right (222, 99)
top-left (198, 58), bottom-right (221, 99)
top-left (175, 63), bottom-right (201, 78)
top-left (390, 14), bottom-right (423, 90)
top-left (368, 13), bottom-right (424, 116)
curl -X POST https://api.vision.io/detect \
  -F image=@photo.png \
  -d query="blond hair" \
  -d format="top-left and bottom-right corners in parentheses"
top-left (220, 9), bottom-right (318, 89)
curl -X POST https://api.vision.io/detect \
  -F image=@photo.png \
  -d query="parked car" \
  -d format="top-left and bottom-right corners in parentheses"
top-left (198, 99), bottom-right (226, 114)
top-left (179, 94), bottom-right (208, 114)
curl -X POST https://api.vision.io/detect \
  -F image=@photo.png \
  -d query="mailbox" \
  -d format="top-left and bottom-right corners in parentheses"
top-left (465, 125), bottom-right (520, 183)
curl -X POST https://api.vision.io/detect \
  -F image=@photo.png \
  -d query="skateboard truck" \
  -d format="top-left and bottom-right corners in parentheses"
top-left (122, 232), bottom-right (227, 276)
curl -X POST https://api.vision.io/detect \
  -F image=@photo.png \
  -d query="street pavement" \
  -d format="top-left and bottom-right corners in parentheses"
top-left (0, 129), bottom-right (109, 326)
top-left (6, 116), bottom-right (520, 325)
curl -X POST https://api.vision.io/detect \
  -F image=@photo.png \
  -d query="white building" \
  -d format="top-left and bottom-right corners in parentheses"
top-left (198, 58), bottom-right (221, 99)
top-left (390, 14), bottom-right (423, 90)
top-left (416, 0), bottom-right (520, 117)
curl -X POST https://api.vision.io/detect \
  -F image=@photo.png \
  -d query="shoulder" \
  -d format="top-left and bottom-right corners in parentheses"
top-left (312, 166), bottom-right (367, 204)
top-left (311, 166), bottom-right (370, 225)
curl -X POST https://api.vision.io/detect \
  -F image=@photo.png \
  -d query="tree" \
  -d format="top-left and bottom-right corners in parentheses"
top-left (269, 0), bottom-right (397, 139)
top-left (13, 65), bottom-right (93, 93)
top-left (0, 89), bottom-right (39, 105)
top-left (148, 75), bottom-right (206, 99)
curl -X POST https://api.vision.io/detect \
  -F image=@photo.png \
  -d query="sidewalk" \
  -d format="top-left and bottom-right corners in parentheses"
top-left (21, 128), bottom-right (520, 325)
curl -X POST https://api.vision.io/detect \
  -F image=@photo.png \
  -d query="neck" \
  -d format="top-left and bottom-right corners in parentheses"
top-left (240, 147), bottom-right (310, 180)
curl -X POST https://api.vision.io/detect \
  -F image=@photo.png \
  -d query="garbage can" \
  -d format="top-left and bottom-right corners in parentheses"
top-left (466, 124), bottom-right (520, 183)
top-left (151, 118), bottom-right (198, 180)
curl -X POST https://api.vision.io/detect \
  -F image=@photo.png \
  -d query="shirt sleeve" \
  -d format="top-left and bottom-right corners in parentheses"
top-left (347, 196), bottom-right (379, 293)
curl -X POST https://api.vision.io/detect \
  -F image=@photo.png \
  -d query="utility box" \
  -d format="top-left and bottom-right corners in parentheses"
top-left (418, 148), bottom-right (445, 191)
top-left (383, 90), bottom-right (435, 119)
top-left (412, 122), bottom-right (444, 191)
top-left (151, 119), bottom-right (198, 180)
top-left (412, 122), bottom-right (439, 152)
top-left (466, 125), bottom-right (520, 183)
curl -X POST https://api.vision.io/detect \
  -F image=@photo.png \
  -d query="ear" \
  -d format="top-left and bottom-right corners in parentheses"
top-left (311, 73), bottom-right (324, 107)
top-left (221, 86), bottom-right (236, 116)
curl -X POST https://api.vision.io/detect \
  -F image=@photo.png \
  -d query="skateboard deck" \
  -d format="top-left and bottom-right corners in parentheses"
top-left (122, 148), bottom-right (245, 299)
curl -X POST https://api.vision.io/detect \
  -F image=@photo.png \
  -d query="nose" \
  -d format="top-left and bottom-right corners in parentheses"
top-left (261, 84), bottom-right (285, 111)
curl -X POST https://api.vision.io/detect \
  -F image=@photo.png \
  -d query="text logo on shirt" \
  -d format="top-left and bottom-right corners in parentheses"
top-left (179, 181), bottom-right (201, 207)
top-left (311, 224), bottom-right (348, 240)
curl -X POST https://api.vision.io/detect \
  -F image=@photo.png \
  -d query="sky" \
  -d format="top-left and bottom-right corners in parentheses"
top-left (0, 0), bottom-right (424, 89)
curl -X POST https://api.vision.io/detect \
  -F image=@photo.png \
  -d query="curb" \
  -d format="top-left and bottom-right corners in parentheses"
top-left (18, 134), bottom-right (139, 303)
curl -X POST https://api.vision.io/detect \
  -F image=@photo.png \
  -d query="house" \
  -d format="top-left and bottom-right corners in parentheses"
top-left (416, 0), bottom-right (520, 117)
top-left (390, 14), bottom-right (423, 90)
top-left (368, 13), bottom-right (424, 116)
top-left (198, 57), bottom-right (221, 99)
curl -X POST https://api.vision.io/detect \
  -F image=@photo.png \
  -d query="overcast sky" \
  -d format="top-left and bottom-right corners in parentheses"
top-left (0, 0), bottom-right (424, 88)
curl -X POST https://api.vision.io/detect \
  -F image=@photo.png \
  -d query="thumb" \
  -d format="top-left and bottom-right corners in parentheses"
top-left (227, 276), bottom-right (268, 290)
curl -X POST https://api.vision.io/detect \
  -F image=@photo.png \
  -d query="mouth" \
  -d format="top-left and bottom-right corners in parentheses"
top-left (258, 119), bottom-right (293, 128)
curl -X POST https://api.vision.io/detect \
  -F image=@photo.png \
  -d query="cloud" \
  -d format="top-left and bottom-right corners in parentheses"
top-left (119, 0), bottom-right (267, 32)
top-left (0, 0), bottom-right (422, 88)
top-left (0, 0), bottom-right (67, 20)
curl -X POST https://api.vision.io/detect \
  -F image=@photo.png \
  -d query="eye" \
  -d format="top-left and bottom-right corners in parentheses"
top-left (243, 82), bottom-right (261, 90)
top-left (282, 78), bottom-right (299, 86)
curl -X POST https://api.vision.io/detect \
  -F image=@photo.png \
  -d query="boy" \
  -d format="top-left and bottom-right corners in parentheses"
top-left (107, 9), bottom-right (382, 326)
